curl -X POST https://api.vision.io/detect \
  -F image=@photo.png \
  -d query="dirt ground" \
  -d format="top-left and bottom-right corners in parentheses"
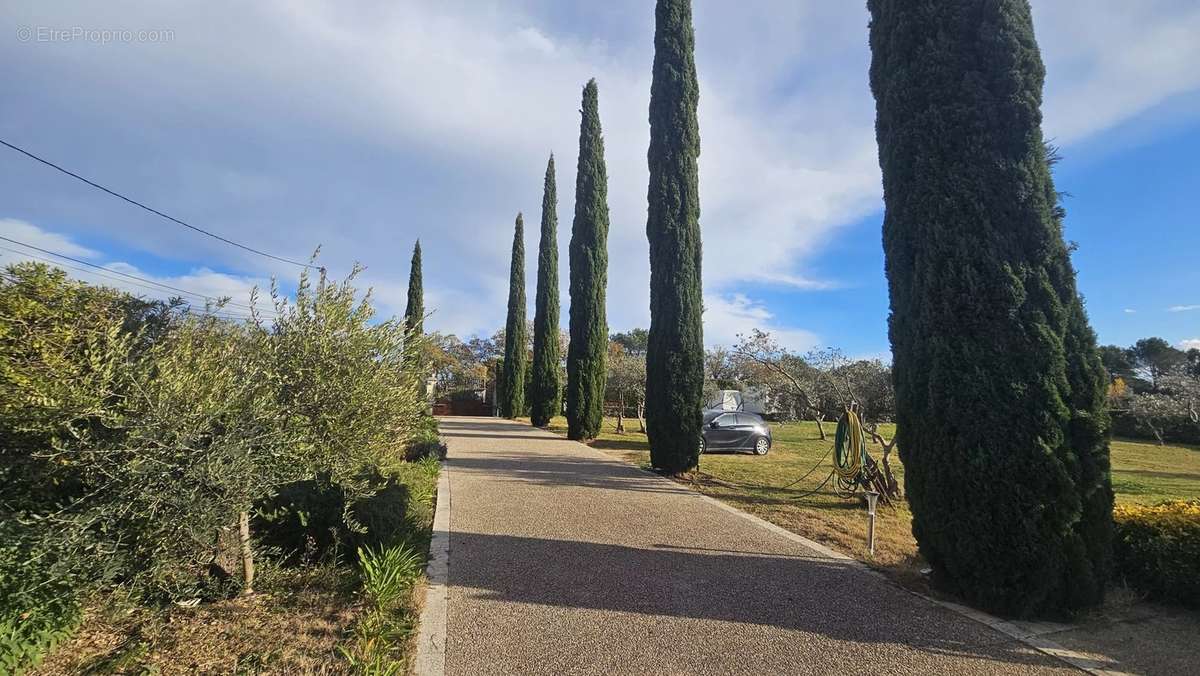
top-left (33, 567), bottom-right (358, 675)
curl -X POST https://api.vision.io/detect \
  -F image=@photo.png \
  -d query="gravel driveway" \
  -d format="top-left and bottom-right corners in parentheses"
top-left (433, 417), bottom-right (1076, 675)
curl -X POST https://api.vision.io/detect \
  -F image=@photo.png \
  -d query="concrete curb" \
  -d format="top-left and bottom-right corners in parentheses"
top-left (412, 459), bottom-right (451, 676)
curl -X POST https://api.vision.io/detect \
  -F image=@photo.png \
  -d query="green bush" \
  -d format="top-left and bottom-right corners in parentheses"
top-left (0, 539), bottom-right (80, 674)
top-left (254, 474), bottom-right (416, 564)
top-left (1113, 500), bottom-right (1200, 608)
top-left (0, 593), bottom-right (79, 675)
top-left (1, 261), bottom-right (430, 602)
top-left (403, 417), bottom-right (446, 462)
top-left (340, 542), bottom-right (426, 673)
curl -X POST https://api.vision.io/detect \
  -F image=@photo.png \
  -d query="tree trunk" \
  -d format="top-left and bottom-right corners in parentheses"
top-left (866, 426), bottom-right (902, 502)
top-left (813, 412), bottom-right (827, 441)
top-left (637, 401), bottom-right (646, 433)
top-left (238, 510), bottom-right (255, 594)
top-left (615, 407), bottom-right (625, 434)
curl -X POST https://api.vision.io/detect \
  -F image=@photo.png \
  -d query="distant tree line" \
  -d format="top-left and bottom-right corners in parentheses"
top-left (1101, 337), bottom-right (1200, 444)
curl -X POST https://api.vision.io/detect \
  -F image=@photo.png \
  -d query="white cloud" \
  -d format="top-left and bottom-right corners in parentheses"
top-left (1181, 339), bottom-right (1200, 351)
top-left (1035, 1), bottom-right (1200, 143)
top-left (1168, 305), bottom-right (1200, 313)
top-left (703, 292), bottom-right (819, 352)
top-left (514, 26), bottom-right (557, 56)
top-left (1, 1), bottom-right (1197, 347)
top-left (0, 221), bottom-right (270, 316)
top-left (0, 218), bottom-right (99, 259)
top-left (1123, 308), bottom-right (1137, 314)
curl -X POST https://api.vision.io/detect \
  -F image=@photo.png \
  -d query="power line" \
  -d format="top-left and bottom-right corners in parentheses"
top-left (0, 237), bottom-right (275, 317)
top-left (0, 265), bottom-right (261, 324)
top-left (0, 137), bottom-right (323, 271)
top-left (0, 245), bottom-right (269, 319)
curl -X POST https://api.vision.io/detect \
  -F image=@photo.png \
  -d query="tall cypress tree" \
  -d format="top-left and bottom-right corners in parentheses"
top-left (1043, 146), bottom-right (1114, 610)
top-left (500, 214), bottom-right (527, 419)
top-left (530, 155), bottom-right (562, 427)
top-left (868, 0), bottom-right (1112, 617)
top-left (566, 80), bottom-right (610, 441)
top-left (645, 0), bottom-right (704, 474)
top-left (403, 240), bottom-right (423, 336)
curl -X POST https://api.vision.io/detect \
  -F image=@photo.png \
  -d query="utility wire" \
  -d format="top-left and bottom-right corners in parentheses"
top-left (0, 237), bottom-right (274, 317)
top-left (0, 264), bottom-right (258, 324)
top-left (0, 246), bottom-right (268, 320)
top-left (0, 137), bottom-right (322, 271)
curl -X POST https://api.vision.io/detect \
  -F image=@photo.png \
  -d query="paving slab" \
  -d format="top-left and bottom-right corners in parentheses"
top-left (432, 417), bottom-right (1078, 675)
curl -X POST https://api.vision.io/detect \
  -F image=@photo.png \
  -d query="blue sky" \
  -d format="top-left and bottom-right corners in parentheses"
top-left (1, 1), bottom-right (1197, 357)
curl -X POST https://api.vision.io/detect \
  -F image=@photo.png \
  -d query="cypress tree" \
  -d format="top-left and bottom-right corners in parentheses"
top-left (868, 0), bottom-right (1112, 616)
top-left (403, 240), bottom-right (423, 336)
top-left (1043, 147), bottom-right (1114, 610)
top-left (530, 155), bottom-right (562, 427)
top-left (566, 80), bottom-right (609, 441)
top-left (645, 0), bottom-right (704, 474)
top-left (500, 214), bottom-right (527, 419)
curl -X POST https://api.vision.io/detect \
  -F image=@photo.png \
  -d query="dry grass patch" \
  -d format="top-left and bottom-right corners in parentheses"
top-left (34, 566), bottom-right (357, 675)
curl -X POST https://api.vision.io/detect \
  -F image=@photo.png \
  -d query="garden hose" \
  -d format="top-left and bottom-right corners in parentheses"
top-left (696, 409), bottom-right (876, 502)
top-left (833, 409), bottom-right (867, 482)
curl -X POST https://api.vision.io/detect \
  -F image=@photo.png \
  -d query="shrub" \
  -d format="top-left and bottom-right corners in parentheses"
top-left (254, 475), bottom-right (414, 564)
top-left (403, 417), bottom-right (446, 462)
top-left (0, 539), bottom-right (80, 674)
top-left (1, 261), bottom-right (431, 605)
top-left (1113, 500), bottom-right (1200, 608)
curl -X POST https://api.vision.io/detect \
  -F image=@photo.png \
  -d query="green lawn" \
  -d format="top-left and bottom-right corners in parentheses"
top-left (1110, 437), bottom-right (1200, 504)
top-left (526, 415), bottom-right (1200, 584)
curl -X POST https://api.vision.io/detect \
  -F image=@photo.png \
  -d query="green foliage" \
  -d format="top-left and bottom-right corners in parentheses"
top-left (254, 473), bottom-right (416, 565)
top-left (1113, 501), bottom-right (1200, 608)
top-left (500, 214), bottom-right (528, 418)
top-left (1106, 336), bottom-right (1199, 444)
top-left (404, 240), bottom-right (424, 337)
top-left (611, 328), bottom-right (649, 356)
top-left (530, 155), bottom-right (562, 427)
top-left (868, 0), bottom-right (1111, 616)
top-left (566, 79), bottom-right (610, 440)
top-left (0, 258), bottom-right (432, 665)
top-left (0, 534), bottom-right (80, 675)
top-left (267, 265), bottom-right (428, 490)
top-left (404, 432), bottom-right (447, 463)
top-left (645, 0), bottom-right (704, 473)
top-left (357, 543), bottom-right (424, 609)
top-left (340, 473), bottom-right (436, 674)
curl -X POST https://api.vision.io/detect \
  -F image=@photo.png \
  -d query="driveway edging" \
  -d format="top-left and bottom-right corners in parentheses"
top-left (412, 458), bottom-right (452, 676)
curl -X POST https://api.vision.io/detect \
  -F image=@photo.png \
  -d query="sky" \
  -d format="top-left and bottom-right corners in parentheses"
top-left (1, 1), bottom-right (1197, 358)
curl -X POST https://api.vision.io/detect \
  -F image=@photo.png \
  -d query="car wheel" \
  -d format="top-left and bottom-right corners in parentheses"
top-left (753, 437), bottom-right (770, 455)
top-left (699, 437), bottom-right (707, 455)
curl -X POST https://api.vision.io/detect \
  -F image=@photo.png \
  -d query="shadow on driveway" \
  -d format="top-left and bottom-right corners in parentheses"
top-left (447, 530), bottom-right (1077, 672)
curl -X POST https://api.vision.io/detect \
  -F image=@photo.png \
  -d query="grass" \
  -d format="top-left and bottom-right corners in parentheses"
top-left (340, 457), bottom-right (440, 675)
top-left (1110, 437), bottom-right (1200, 504)
top-left (32, 456), bottom-right (441, 675)
top-left (33, 565), bottom-right (360, 675)
top-left (527, 415), bottom-right (1200, 588)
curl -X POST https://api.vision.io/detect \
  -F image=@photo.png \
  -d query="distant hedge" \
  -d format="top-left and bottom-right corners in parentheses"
top-left (1113, 500), bottom-right (1200, 608)
top-left (1111, 412), bottom-right (1200, 445)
